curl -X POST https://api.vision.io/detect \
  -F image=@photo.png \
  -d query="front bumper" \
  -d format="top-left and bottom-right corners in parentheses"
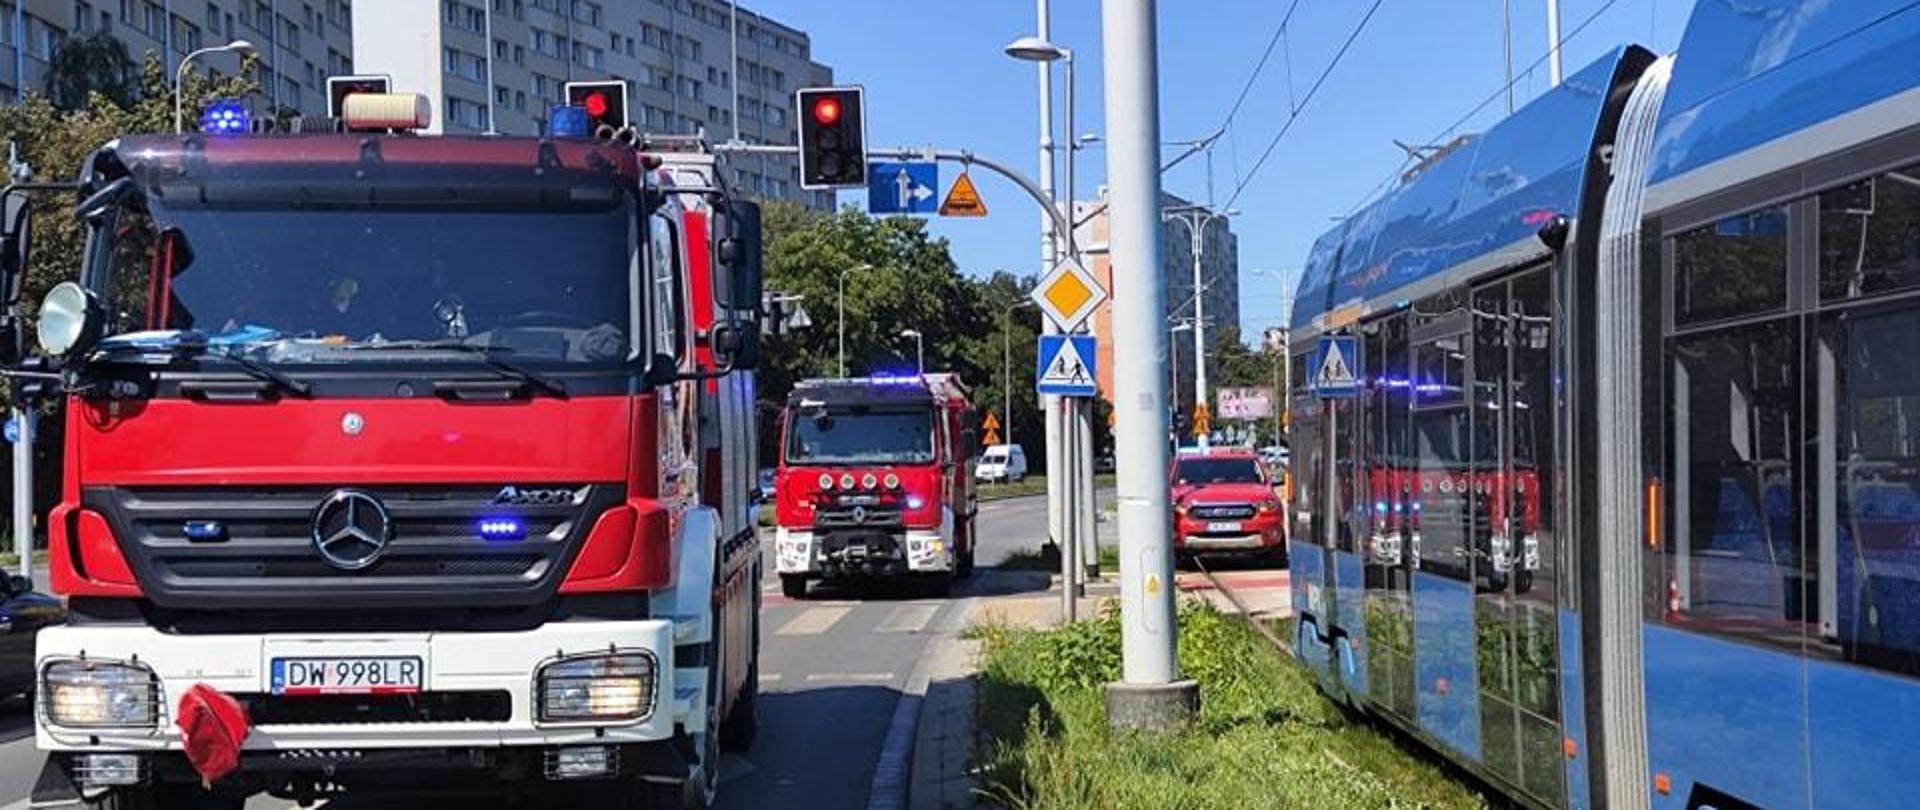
top-left (1175, 515), bottom-right (1284, 553)
top-left (776, 523), bottom-right (952, 577)
top-left (35, 621), bottom-right (686, 754)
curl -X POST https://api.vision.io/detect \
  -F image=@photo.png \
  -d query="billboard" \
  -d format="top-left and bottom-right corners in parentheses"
top-left (1216, 387), bottom-right (1274, 420)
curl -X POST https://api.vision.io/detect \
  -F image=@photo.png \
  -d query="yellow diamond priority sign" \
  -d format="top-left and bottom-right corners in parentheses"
top-left (1031, 259), bottom-right (1108, 331)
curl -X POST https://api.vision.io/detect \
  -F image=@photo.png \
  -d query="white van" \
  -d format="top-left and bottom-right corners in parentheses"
top-left (976, 444), bottom-right (1029, 483)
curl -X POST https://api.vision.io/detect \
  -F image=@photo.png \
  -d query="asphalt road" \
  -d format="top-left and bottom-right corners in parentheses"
top-left (0, 493), bottom-right (1062, 810)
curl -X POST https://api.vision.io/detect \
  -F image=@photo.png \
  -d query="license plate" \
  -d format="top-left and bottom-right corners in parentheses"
top-left (1206, 521), bottom-right (1243, 533)
top-left (272, 657), bottom-right (423, 696)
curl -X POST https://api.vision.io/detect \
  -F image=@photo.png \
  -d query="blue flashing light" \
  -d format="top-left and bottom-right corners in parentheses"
top-left (866, 373), bottom-right (924, 386)
top-left (183, 520), bottom-right (227, 542)
top-left (478, 518), bottom-right (526, 540)
top-left (1375, 501), bottom-right (1388, 514)
top-left (905, 495), bottom-right (926, 510)
top-left (199, 99), bottom-right (250, 135)
top-left (549, 104), bottom-right (591, 138)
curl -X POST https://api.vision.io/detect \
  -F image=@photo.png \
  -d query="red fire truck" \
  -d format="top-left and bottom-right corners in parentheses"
top-left (0, 96), bottom-right (763, 808)
top-left (773, 374), bottom-right (979, 598)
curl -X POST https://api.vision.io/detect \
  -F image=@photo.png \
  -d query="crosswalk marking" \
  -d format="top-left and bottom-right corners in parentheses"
top-left (774, 606), bottom-right (851, 636)
top-left (875, 604), bottom-right (941, 634)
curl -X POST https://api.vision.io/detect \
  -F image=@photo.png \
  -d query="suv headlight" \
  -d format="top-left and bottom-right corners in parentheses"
top-left (536, 652), bottom-right (657, 723)
top-left (41, 658), bottom-right (160, 729)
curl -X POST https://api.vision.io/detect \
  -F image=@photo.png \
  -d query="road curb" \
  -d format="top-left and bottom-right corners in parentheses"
top-left (865, 595), bottom-right (977, 810)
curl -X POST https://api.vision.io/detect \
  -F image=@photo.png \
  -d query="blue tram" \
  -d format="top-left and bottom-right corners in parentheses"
top-left (1287, 2), bottom-right (1920, 808)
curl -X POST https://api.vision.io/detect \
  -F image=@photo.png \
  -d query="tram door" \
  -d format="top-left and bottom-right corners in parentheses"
top-left (1362, 314), bottom-right (1419, 721)
top-left (1468, 269), bottom-right (1565, 804)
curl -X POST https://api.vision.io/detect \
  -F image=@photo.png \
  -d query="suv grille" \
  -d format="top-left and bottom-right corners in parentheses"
top-left (1190, 504), bottom-right (1257, 520)
top-left (84, 484), bottom-right (623, 610)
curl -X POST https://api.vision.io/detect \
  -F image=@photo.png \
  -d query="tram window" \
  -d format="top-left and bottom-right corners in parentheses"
top-left (1667, 319), bottom-right (1807, 643)
top-left (1672, 204), bottom-right (1789, 326)
top-left (1413, 336), bottom-right (1467, 408)
top-left (1819, 166), bottom-right (1920, 302)
top-left (1824, 306), bottom-right (1920, 677)
top-left (1413, 335), bottom-right (1473, 581)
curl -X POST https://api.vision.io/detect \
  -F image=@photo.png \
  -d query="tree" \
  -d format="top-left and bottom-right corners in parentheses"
top-left (43, 31), bottom-right (136, 110)
top-left (1208, 326), bottom-right (1286, 445)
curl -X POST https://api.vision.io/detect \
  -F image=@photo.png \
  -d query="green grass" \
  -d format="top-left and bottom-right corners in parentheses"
top-left (971, 602), bottom-right (1487, 810)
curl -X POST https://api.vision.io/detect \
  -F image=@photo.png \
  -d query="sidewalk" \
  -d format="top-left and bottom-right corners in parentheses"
top-left (905, 567), bottom-right (1293, 809)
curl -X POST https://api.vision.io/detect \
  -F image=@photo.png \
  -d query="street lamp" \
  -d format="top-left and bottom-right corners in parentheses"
top-left (900, 329), bottom-right (925, 375)
top-left (1003, 300), bottom-right (1036, 448)
top-left (175, 40), bottom-right (257, 134)
top-left (836, 263), bottom-right (872, 377)
top-left (1163, 205), bottom-right (1238, 449)
top-left (1006, 36), bottom-right (1082, 259)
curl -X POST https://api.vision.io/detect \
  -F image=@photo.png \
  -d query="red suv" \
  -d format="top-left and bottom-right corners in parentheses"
top-left (1170, 450), bottom-right (1286, 567)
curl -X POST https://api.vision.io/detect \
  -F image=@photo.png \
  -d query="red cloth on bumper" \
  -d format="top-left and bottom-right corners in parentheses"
top-left (175, 684), bottom-right (249, 785)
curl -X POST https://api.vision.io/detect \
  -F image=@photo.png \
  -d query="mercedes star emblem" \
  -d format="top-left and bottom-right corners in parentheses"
top-left (341, 412), bottom-right (365, 436)
top-left (311, 490), bottom-right (394, 571)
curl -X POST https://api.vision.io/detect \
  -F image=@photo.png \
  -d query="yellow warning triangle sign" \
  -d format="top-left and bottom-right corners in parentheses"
top-left (983, 429), bottom-right (1002, 446)
top-left (940, 172), bottom-right (988, 217)
top-left (983, 412), bottom-right (1001, 431)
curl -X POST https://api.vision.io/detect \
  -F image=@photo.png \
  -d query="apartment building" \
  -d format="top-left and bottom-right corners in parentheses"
top-left (1074, 188), bottom-right (1242, 415)
top-left (1, 0), bottom-right (353, 116)
top-left (353, 0), bottom-right (834, 208)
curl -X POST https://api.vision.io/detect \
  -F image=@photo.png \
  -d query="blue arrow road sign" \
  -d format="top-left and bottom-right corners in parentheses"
top-left (1036, 334), bottom-right (1098, 397)
top-left (1310, 335), bottom-right (1361, 398)
top-left (867, 161), bottom-right (939, 215)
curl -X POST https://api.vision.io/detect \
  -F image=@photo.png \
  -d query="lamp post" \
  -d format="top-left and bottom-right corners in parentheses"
top-left (1004, 300), bottom-right (1036, 448)
top-left (1163, 205), bottom-right (1237, 449)
top-left (1006, 29), bottom-right (1093, 622)
top-left (900, 329), bottom-right (925, 375)
top-left (175, 40), bottom-right (257, 134)
top-left (836, 263), bottom-right (872, 377)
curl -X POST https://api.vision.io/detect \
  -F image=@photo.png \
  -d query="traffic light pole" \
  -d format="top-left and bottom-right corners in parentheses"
top-left (1100, 0), bottom-right (1196, 730)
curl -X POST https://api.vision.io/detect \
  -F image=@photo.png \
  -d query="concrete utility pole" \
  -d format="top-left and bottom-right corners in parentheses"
top-left (1101, 0), bottom-right (1197, 730)
top-left (1031, 0), bottom-right (1067, 598)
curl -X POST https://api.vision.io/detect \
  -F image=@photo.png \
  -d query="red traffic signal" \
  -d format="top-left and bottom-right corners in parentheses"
top-left (796, 87), bottom-right (866, 190)
top-left (564, 80), bottom-right (630, 136)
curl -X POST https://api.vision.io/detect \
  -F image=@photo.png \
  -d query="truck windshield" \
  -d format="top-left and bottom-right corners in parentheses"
top-left (787, 407), bottom-right (936, 465)
top-left (1174, 458), bottom-right (1265, 485)
top-left (94, 198), bottom-right (636, 364)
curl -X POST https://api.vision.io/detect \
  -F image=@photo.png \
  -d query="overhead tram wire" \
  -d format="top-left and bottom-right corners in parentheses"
top-left (1338, 0), bottom-right (1624, 220)
top-left (1221, 0), bottom-right (1306, 129)
top-left (1222, 0), bottom-right (1387, 211)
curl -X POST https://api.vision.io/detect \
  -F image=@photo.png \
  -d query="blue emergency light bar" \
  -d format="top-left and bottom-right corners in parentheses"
top-left (549, 104), bottom-right (590, 138)
top-left (478, 518), bottom-right (526, 540)
top-left (199, 100), bottom-right (250, 135)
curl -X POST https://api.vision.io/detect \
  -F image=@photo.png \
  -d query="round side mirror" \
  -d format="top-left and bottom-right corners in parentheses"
top-left (37, 281), bottom-right (102, 358)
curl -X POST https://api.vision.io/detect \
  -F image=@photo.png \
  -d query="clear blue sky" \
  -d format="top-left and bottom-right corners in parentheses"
top-left (748, 0), bottom-right (1695, 339)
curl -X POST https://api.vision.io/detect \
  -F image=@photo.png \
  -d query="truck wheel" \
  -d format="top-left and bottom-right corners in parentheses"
top-left (923, 572), bottom-right (953, 598)
top-left (780, 575), bottom-right (808, 600)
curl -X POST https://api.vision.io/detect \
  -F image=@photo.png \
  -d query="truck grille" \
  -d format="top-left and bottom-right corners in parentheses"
top-left (1189, 504), bottom-right (1257, 520)
top-left (83, 484), bottom-right (623, 611)
top-left (815, 507), bottom-right (904, 529)
top-left (239, 691), bottom-right (513, 725)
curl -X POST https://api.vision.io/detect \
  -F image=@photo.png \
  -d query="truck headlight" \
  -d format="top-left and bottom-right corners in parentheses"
top-left (536, 652), bottom-right (656, 723)
top-left (41, 659), bottom-right (160, 729)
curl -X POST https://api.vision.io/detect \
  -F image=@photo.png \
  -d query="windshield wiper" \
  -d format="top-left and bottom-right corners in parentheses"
top-left (340, 340), bottom-right (568, 399)
top-left (95, 339), bottom-right (313, 398)
top-left (201, 349), bottom-right (314, 397)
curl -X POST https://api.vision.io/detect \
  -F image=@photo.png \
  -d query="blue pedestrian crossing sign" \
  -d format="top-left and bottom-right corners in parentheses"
top-left (1310, 335), bottom-right (1361, 398)
top-left (1036, 335), bottom-right (1097, 397)
top-left (867, 161), bottom-right (938, 215)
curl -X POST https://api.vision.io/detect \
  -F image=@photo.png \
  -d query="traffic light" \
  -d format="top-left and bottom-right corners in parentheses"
top-left (796, 87), bottom-right (866, 189)
top-left (326, 75), bottom-right (391, 119)
top-left (565, 81), bottom-right (630, 137)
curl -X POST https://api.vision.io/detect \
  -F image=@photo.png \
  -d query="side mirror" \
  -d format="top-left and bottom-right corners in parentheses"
top-left (644, 352), bottom-right (680, 387)
top-left (717, 200), bottom-right (764, 312)
top-left (5, 574), bottom-right (27, 594)
top-left (710, 321), bottom-right (761, 372)
top-left (0, 190), bottom-right (33, 307)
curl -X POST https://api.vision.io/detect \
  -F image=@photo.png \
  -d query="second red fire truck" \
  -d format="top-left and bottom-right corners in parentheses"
top-left (772, 374), bottom-right (979, 597)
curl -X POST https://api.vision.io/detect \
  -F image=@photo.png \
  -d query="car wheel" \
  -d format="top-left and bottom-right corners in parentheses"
top-left (780, 574), bottom-right (808, 600)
